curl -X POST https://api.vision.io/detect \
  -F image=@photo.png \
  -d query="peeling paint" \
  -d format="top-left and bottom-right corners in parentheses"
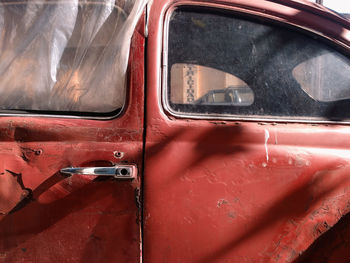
top-left (0, 24), bottom-right (145, 261)
top-left (19, 147), bottom-right (42, 163)
top-left (210, 121), bottom-right (227, 125)
top-left (217, 199), bottom-right (228, 208)
top-left (4, 169), bottom-right (33, 213)
top-left (20, 152), bottom-right (29, 162)
top-left (314, 221), bottom-right (330, 236)
top-left (135, 188), bottom-right (141, 210)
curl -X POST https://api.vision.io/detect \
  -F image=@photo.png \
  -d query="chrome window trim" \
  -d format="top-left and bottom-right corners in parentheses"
top-left (0, 110), bottom-right (124, 120)
top-left (161, 2), bottom-right (350, 124)
top-left (0, 99), bottom-right (126, 120)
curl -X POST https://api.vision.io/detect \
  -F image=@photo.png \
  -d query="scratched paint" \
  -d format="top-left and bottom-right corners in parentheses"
top-left (0, 18), bottom-right (145, 262)
top-left (144, 3), bottom-right (350, 262)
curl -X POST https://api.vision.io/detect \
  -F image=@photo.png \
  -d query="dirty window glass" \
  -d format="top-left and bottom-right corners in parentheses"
top-left (167, 8), bottom-right (350, 120)
top-left (0, 0), bottom-right (146, 115)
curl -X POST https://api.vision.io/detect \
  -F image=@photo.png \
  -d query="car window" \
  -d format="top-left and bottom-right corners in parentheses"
top-left (167, 8), bottom-right (350, 120)
top-left (0, 0), bottom-right (145, 115)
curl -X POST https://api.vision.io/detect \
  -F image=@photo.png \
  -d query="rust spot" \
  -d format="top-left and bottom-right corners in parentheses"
top-left (227, 211), bottom-right (236, 219)
top-left (20, 147), bottom-right (42, 162)
top-left (135, 188), bottom-right (141, 209)
top-left (210, 121), bottom-right (227, 125)
top-left (314, 221), bottom-right (330, 236)
top-left (135, 188), bottom-right (141, 225)
top-left (233, 197), bottom-right (240, 203)
top-left (217, 199), bottom-right (229, 208)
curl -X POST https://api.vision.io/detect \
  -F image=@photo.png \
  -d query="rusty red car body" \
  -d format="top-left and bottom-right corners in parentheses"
top-left (0, 0), bottom-right (349, 262)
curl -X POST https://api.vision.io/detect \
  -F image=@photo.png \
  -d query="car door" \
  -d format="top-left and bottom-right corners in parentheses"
top-left (0, 1), bottom-right (145, 262)
top-left (144, 0), bottom-right (350, 262)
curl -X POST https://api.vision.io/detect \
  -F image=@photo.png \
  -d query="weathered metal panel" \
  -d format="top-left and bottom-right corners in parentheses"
top-left (0, 18), bottom-right (145, 262)
top-left (144, 0), bottom-right (350, 262)
top-left (295, 211), bottom-right (350, 263)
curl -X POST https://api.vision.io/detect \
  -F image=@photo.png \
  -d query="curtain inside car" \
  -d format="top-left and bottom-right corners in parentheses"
top-left (0, 0), bottom-right (147, 113)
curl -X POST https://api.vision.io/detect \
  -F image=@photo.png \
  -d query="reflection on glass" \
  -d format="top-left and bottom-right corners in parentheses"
top-left (293, 53), bottom-right (350, 102)
top-left (170, 63), bottom-right (254, 106)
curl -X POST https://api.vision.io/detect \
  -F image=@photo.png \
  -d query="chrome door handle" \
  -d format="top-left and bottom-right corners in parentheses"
top-left (60, 164), bottom-right (137, 179)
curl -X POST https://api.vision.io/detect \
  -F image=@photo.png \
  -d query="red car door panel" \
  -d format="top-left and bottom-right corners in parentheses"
top-left (145, 121), bottom-right (350, 262)
top-left (0, 20), bottom-right (145, 262)
top-left (144, 0), bottom-right (350, 262)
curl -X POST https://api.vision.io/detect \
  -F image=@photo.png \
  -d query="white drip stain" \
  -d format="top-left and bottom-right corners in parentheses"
top-left (264, 129), bottom-right (270, 162)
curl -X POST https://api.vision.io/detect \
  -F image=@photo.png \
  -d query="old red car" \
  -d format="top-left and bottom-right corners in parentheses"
top-left (0, 0), bottom-right (349, 262)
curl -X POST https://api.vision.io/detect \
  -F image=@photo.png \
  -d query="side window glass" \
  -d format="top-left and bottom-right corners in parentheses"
top-left (167, 8), bottom-right (350, 120)
top-left (0, 0), bottom-right (143, 115)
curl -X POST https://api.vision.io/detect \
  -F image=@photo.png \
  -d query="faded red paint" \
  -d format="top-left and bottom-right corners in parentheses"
top-left (1, 0), bottom-right (350, 262)
top-left (0, 16), bottom-right (145, 262)
top-left (144, 0), bottom-right (350, 262)
top-left (295, 211), bottom-right (350, 263)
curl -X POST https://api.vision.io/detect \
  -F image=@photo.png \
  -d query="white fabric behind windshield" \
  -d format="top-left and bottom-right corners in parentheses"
top-left (0, 0), bottom-right (146, 113)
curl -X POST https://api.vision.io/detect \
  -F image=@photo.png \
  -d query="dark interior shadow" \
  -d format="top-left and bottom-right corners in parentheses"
top-left (324, 99), bottom-right (350, 121)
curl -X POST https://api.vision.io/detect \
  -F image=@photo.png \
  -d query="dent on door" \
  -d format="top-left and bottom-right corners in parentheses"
top-left (144, 1), bottom-right (350, 262)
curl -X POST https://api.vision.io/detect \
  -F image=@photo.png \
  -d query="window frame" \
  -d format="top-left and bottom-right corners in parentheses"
top-left (162, 3), bottom-right (350, 123)
top-left (0, 81), bottom-right (129, 120)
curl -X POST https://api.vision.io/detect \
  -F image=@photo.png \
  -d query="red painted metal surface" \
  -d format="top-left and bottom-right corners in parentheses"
top-left (0, 17), bottom-right (145, 263)
top-left (294, 211), bottom-right (350, 263)
top-left (144, 0), bottom-right (350, 262)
